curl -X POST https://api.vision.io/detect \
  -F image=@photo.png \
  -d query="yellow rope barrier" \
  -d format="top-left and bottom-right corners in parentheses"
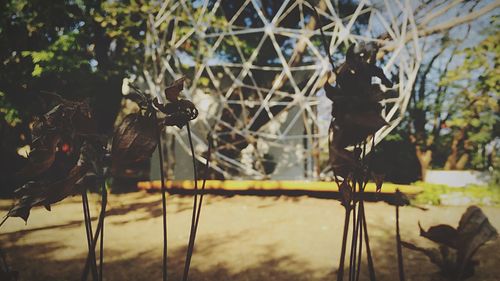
top-left (138, 180), bottom-right (422, 194)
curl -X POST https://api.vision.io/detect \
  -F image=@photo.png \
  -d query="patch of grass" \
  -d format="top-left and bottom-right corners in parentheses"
top-left (412, 182), bottom-right (500, 206)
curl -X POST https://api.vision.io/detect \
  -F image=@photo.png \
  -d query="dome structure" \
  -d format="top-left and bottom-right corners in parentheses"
top-left (142, 0), bottom-right (421, 179)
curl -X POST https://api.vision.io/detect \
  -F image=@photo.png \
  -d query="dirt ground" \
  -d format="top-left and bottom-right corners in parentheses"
top-left (0, 192), bottom-right (499, 281)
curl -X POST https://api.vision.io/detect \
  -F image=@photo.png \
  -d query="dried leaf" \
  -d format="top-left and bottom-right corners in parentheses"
top-left (391, 189), bottom-right (410, 206)
top-left (401, 241), bottom-right (444, 268)
top-left (371, 172), bottom-right (385, 192)
top-left (9, 164), bottom-right (88, 222)
top-left (17, 99), bottom-right (96, 179)
top-left (419, 222), bottom-right (459, 249)
top-left (369, 86), bottom-right (398, 101)
top-left (456, 206), bottom-right (498, 265)
top-left (406, 206), bottom-right (497, 280)
top-left (37, 100), bottom-right (95, 136)
top-left (111, 113), bottom-right (158, 175)
top-left (338, 180), bottom-right (352, 208)
top-left (329, 111), bottom-right (387, 149)
top-left (323, 79), bottom-right (343, 102)
top-left (324, 43), bottom-right (393, 156)
top-left (69, 102), bottom-right (95, 136)
top-left (125, 91), bottom-right (149, 108)
top-left (337, 43), bottom-right (393, 96)
top-left (16, 133), bottom-right (61, 179)
top-left (328, 137), bottom-right (361, 178)
top-left (155, 98), bottom-right (199, 129)
top-left (342, 112), bottom-right (387, 142)
top-left (164, 77), bottom-right (185, 102)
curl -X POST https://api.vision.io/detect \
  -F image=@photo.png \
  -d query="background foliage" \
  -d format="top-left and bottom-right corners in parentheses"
top-left (0, 0), bottom-right (498, 195)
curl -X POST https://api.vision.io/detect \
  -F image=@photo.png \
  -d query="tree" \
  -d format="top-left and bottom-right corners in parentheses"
top-left (407, 16), bottom-right (499, 180)
top-left (0, 0), bottom-right (158, 194)
top-left (439, 27), bottom-right (499, 171)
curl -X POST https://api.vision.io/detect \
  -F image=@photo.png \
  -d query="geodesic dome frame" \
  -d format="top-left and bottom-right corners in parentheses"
top-left (141, 0), bottom-right (422, 179)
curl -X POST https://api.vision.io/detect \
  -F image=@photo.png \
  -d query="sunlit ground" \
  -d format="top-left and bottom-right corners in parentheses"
top-left (1, 192), bottom-right (499, 281)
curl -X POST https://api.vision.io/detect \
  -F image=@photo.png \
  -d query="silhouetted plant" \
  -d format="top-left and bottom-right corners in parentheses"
top-left (306, 3), bottom-right (405, 280)
top-left (0, 77), bottom-right (203, 281)
top-left (402, 206), bottom-right (498, 280)
top-left (0, 94), bottom-right (107, 281)
top-left (118, 77), bottom-right (200, 281)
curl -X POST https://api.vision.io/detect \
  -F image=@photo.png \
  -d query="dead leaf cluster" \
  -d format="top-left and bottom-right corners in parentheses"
top-left (403, 206), bottom-right (498, 280)
top-left (325, 43), bottom-right (395, 193)
top-left (111, 77), bottom-right (198, 174)
top-left (8, 98), bottom-right (98, 222)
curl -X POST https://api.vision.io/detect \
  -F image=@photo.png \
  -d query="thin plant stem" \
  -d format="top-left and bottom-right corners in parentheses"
top-left (362, 202), bottom-right (376, 281)
top-left (349, 177), bottom-right (358, 281)
top-left (355, 199), bottom-right (364, 281)
top-left (193, 135), bottom-right (212, 238)
top-left (81, 204), bottom-right (105, 281)
top-left (81, 175), bottom-right (107, 281)
top-left (0, 216), bottom-right (8, 229)
top-left (155, 113), bottom-right (168, 281)
top-left (396, 205), bottom-right (405, 281)
top-left (98, 176), bottom-right (107, 281)
top-left (337, 202), bottom-right (351, 281)
top-left (182, 122), bottom-right (199, 281)
top-left (349, 205), bottom-right (355, 281)
top-left (354, 143), bottom-right (366, 281)
top-left (362, 136), bottom-right (377, 281)
top-left (81, 192), bottom-right (98, 281)
top-left (305, 2), bottom-right (336, 70)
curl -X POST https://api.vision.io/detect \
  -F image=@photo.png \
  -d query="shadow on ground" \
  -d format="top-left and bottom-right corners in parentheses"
top-left (1, 193), bottom-right (499, 281)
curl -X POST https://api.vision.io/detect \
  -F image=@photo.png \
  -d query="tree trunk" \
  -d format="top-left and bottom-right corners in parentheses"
top-left (416, 148), bottom-right (432, 181)
top-left (456, 153), bottom-right (469, 170)
top-left (444, 129), bottom-right (465, 170)
top-left (410, 134), bottom-right (433, 181)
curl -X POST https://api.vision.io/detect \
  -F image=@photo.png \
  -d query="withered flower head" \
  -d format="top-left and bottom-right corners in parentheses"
top-left (154, 77), bottom-right (198, 129)
top-left (110, 77), bottom-right (198, 176)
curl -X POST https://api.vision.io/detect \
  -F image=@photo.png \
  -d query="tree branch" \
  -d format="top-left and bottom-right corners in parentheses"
top-left (417, 1), bottom-right (499, 37)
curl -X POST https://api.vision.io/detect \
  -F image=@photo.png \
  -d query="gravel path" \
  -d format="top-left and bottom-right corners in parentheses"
top-left (1, 192), bottom-right (499, 281)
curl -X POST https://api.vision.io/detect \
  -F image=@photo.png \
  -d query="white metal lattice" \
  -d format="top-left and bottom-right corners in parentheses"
top-left (142, 0), bottom-right (422, 179)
